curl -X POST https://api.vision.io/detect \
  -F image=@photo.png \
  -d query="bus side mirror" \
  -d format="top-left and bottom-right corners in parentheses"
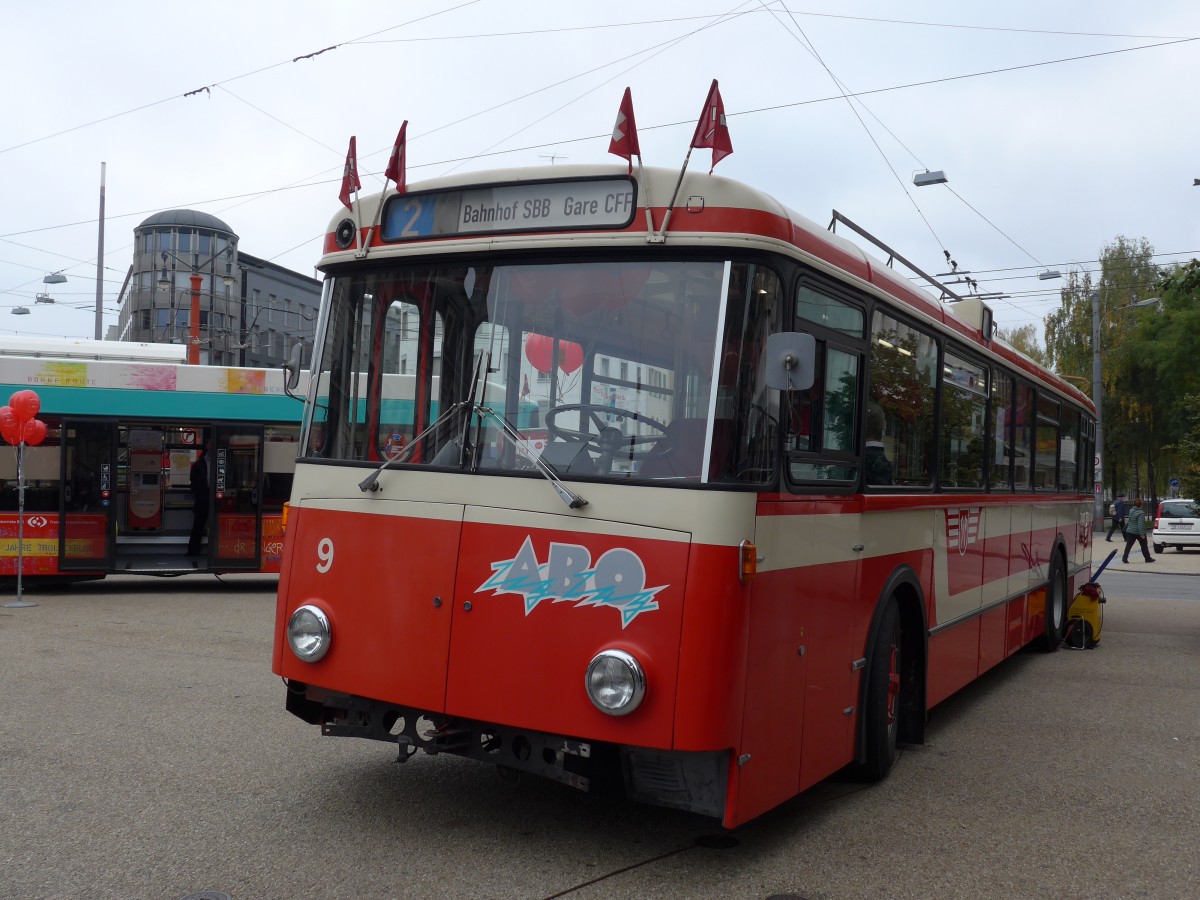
top-left (764, 332), bottom-right (816, 391)
top-left (283, 342), bottom-right (304, 391)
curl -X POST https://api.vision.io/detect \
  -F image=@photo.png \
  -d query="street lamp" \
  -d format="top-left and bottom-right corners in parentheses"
top-left (1091, 292), bottom-right (1161, 520)
top-left (913, 169), bottom-right (948, 186)
top-left (157, 248), bottom-right (235, 365)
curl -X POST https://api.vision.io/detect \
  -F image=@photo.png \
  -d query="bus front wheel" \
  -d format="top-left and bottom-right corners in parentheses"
top-left (858, 599), bottom-right (901, 782)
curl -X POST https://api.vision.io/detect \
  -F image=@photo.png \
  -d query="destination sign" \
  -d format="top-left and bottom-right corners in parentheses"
top-left (381, 178), bottom-right (636, 241)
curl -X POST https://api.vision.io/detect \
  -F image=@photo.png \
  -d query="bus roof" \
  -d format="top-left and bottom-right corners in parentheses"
top-left (321, 163), bottom-right (1091, 411)
top-left (0, 335), bottom-right (187, 363)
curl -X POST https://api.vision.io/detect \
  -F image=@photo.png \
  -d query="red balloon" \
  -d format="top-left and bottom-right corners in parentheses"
top-left (0, 405), bottom-right (17, 433)
top-left (557, 340), bottom-right (584, 375)
top-left (9, 389), bottom-right (41, 423)
top-left (22, 418), bottom-right (47, 447)
top-left (524, 333), bottom-right (555, 373)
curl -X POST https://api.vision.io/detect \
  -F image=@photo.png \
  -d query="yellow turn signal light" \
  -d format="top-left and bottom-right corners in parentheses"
top-left (739, 540), bottom-right (757, 584)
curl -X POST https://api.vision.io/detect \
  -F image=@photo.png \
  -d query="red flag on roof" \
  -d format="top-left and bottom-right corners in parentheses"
top-left (385, 121), bottom-right (408, 194)
top-left (690, 79), bottom-right (733, 172)
top-left (607, 87), bottom-right (640, 175)
top-left (339, 136), bottom-right (361, 210)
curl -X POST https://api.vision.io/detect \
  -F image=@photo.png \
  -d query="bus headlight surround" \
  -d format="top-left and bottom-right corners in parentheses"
top-left (288, 604), bottom-right (332, 662)
top-left (585, 649), bottom-right (646, 716)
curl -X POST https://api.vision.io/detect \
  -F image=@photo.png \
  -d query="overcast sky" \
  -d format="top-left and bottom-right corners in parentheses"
top-left (3, 0), bottom-right (1198, 345)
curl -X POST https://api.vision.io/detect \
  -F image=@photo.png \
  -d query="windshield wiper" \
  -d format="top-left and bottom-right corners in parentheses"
top-left (473, 404), bottom-right (588, 509)
top-left (358, 399), bottom-right (587, 509)
top-left (358, 348), bottom-right (586, 508)
top-left (357, 398), bottom-right (469, 492)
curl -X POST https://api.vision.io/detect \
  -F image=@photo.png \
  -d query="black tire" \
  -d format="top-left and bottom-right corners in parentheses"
top-left (1036, 551), bottom-right (1068, 652)
top-left (1153, 543), bottom-right (1165, 554)
top-left (858, 599), bottom-right (901, 782)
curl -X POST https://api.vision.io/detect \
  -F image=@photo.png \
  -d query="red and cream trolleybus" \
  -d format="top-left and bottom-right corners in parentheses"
top-left (273, 163), bottom-right (1095, 827)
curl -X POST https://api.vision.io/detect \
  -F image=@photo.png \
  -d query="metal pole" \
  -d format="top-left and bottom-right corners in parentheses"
top-left (4, 443), bottom-right (38, 608)
top-left (189, 272), bottom-right (203, 365)
top-left (95, 162), bottom-right (106, 340)
top-left (1091, 290), bottom-right (1103, 526)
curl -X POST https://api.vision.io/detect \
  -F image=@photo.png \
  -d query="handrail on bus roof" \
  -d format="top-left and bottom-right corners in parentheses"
top-left (829, 210), bottom-right (967, 306)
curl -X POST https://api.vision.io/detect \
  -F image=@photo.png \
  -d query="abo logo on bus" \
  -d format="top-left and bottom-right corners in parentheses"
top-left (476, 536), bottom-right (667, 628)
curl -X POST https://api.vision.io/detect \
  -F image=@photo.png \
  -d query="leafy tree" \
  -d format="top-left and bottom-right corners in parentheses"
top-left (1044, 236), bottom-right (1159, 497)
top-left (1172, 393), bottom-right (1200, 500)
top-left (996, 324), bottom-right (1048, 366)
top-left (1128, 258), bottom-right (1200, 499)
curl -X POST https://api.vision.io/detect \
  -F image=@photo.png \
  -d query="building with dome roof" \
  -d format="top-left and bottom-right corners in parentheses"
top-left (116, 209), bottom-right (320, 367)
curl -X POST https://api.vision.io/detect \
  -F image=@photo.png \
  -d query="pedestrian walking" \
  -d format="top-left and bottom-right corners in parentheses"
top-left (1106, 493), bottom-right (1127, 542)
top-left (1121, 497), bottom-right (1155, 563)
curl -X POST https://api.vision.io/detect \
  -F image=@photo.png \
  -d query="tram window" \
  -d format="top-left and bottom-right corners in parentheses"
top-left (787, 344), bottom-right (860, 484)
top-left (990, 370), bottom-right (1014, 490)
top-left (717, 264), bottom-right (782, 483)
top-left (0, 422), bottom-right (61, 512)
top-left (796, 284), bottom-right (864, 337)
top-left (376, 294), bottom-right (444, 460)
top-left (940, 351), bottom-right (987, 490)
top-left (1013, 382), bottom-right (1035, 490)
top-left (1035, 395), bottom-right (1060, 489)
top-left (868, 311), bottom-right (937, 487)
top-left (1058, 407), bottom-right (1080, 491)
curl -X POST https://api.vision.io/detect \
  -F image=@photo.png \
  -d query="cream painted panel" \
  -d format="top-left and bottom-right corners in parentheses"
top-left (859, 508), bottom-right (937, 559)
top-left (292, 465), bottom-right (757, 546)
top-left (753, 511), bottom-right (862, 573)
top-left (981, 505), bottom-right (1012, 607)
top-left (1030, 502), bottom-right (1058, 585)
top-left (1063, 501), bottom-right (1091, 572)
top-left (1007, 504), bottom-right (1033, 598)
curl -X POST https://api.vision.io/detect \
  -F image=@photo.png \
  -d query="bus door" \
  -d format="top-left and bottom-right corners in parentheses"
top-left (209, 424), bottom-right (264, 571)
top-left (59, 419), bottom-right (118, 572)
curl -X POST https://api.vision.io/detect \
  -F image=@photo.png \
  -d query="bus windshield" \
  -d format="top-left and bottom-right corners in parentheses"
top-left (305, 257), bottom-right (782, 485)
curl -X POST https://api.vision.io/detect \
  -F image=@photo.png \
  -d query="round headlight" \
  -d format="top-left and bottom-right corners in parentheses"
top-left (585, 649), bottom-right (646, 716)
top-left (288, 604), bottom-right (331, 662)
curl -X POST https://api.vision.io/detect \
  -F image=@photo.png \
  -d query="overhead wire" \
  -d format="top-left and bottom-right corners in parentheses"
top-left (758, 0), bottom-right (950, 259)
top-left (3, 9), bottom-right (1197, 331)
top-left (442, 0), bottom-right (760, 174)
top-left (0, 0), bottom-right (486, 158)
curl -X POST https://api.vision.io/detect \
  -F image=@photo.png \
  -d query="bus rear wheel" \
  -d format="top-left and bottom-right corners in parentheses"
top-left (858, 599), bottom-right (901, 782)
top-left (1036, 552), bottom-right (1068, 652)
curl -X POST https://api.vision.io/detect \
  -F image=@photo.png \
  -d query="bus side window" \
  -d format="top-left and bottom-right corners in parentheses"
top-left (787, 385), bottom-right (815, 451)
top-left (787, 281), bottom-right (865, 486)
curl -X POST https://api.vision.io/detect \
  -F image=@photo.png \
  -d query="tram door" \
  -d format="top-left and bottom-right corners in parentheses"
top-left (209, 424), bottom-right (264, 571)
top-left (59, 419), bottom-right (117, 572)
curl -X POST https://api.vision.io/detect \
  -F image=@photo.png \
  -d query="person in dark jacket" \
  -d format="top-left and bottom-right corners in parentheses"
top-left (1106, 493), bottom-right (1127, 542)
top-left (187, 445), bottom-right (210, 556)
top-left (1121, 497), bottom-right (1155, 563)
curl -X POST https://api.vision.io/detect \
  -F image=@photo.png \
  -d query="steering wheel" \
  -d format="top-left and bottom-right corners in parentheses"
top-left (544, 404), bottom-right (673, 460)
